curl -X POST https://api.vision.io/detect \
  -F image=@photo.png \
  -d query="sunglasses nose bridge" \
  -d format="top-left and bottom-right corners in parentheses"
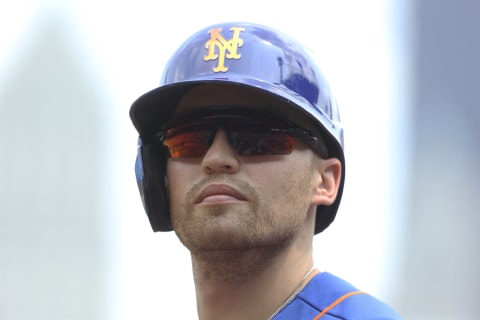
top-left (205, 124), bottom-right (224, 147)
top-left (200, 126), bottom-right (242, 170)
top-left (204, 124), bottom-right (236, 153)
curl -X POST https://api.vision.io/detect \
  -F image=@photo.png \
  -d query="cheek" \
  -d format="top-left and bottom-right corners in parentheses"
top-left (166, 161), bottom-right (197, 207)
top-left (248, 160), bottom-right (313, 209)
top-left (276, 154), bottom-right (317, 205)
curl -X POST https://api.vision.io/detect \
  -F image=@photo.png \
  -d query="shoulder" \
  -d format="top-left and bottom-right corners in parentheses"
top-left (274, 272), bottom-right (402, 320)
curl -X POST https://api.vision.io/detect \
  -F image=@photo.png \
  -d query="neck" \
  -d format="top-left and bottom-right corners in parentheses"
top-left (192, 239), bottom-right (317, 320)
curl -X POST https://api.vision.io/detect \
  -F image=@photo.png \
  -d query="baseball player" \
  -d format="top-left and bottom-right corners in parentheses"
top-left (130, 21), bottom-right (402, 319)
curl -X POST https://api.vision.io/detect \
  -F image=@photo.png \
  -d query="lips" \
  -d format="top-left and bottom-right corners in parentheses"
top-left (195, 184), bottom-right (247, 204)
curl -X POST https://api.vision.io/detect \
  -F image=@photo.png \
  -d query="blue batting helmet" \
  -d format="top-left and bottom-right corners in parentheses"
top-left (130, 21), bottom-right (345, 234)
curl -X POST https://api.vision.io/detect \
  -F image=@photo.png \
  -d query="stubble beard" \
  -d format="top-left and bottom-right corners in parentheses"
top-left (171, 174), bottom-right (311, 285)
top-left (173, 175), bottom-right (300, 253)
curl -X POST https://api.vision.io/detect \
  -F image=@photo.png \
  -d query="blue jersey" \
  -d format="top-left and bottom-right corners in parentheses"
top-left (273, 272), bottom-right (401, 319)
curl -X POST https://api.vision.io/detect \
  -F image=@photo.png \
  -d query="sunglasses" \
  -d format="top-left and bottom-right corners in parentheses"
top-left (156, 108), bottom-right (328, 159)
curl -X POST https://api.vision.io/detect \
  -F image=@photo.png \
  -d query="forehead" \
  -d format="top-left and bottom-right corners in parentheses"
top-left (174, 83), bottom-right (288, 115)
top-left (173, 83), bottom-right (319, 133)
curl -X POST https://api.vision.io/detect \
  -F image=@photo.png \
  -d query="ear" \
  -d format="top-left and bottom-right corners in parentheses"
top-left (311, 158), bottom-right (342, 206)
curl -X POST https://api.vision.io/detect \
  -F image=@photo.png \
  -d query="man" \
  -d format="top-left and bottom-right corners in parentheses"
top-left (130, 22), bottom-right (401, 319)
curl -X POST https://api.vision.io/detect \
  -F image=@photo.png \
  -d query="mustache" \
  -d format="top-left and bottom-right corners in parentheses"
top-left (186, 174), bottom-right (257, 202)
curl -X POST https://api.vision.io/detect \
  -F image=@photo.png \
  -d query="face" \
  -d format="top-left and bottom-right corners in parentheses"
top-left (166, 84), bottom-right (333, 254)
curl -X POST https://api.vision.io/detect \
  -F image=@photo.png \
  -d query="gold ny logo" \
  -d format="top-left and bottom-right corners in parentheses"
top-left (204, 27), bottom-right (245, 72)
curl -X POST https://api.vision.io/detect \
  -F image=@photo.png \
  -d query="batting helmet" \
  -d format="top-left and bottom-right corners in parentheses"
top-left (130, 21), bottom-right (345, 234)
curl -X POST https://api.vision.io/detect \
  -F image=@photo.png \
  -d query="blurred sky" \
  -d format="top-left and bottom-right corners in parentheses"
top-left (0, 1), bottom-right (410, 319)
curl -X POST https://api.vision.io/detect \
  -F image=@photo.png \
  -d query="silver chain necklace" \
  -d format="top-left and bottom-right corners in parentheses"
top-left (267, 265), bottom-right (316, 320)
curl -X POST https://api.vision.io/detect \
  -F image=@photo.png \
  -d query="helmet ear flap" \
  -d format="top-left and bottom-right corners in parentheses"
top-left (135, 139), bottom-right (172, 231)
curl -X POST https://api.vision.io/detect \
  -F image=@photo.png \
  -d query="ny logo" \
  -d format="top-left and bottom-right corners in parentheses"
top-left (204, 27), bottom-right (245, 72)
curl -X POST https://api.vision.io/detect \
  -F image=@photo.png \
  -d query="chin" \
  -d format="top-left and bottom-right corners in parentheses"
top-left (178, 223), bottom-right (295, 254)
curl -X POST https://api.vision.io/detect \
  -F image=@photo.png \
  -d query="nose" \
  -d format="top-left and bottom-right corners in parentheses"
top-left (201, 129), bottom-right (240, 175)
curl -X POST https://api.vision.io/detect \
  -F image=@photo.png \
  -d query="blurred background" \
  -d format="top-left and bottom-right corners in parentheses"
top-left (0, 0), bottom-right (478, 319)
